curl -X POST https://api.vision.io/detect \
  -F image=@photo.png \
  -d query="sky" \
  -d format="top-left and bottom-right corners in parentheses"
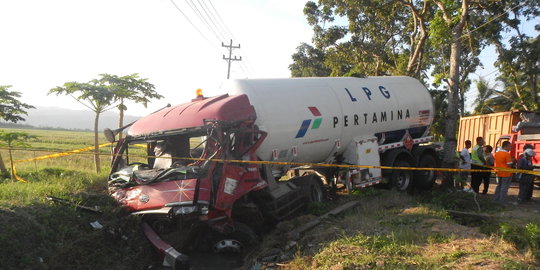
top-left (0, 0), bottom-right (537, 119)
top-left (0, 0), bottom-right (312, 117)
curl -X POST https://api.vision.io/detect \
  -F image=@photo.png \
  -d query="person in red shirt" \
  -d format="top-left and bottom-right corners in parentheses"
top-left (493, 141), bottom-right (515, 204)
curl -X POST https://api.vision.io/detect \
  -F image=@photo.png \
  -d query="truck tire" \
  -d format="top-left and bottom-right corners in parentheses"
top-left (308, 179), bottom-right (325, 203)
top-left (414, 154), bottom-right (437, 190)
top-left (391, 160), bottom-right (413, 192)
top-left (291, 174), bottom-right (326, 203)
top-left (211, 222), bottom-right (259, 254)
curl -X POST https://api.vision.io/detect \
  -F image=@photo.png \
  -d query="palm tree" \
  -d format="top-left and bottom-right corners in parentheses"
top-left (472, 77), bottom-right (496, 115)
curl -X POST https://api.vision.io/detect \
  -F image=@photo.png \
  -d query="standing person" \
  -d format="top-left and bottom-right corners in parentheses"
top-left (493, 141), bottom-right (514, 204)
top-left (481, 145), bottom-right (494, 194)
top-left (470, 137), bottom-right (486, 193)
top-left (517, 146), bottom-right (535, 202)
top-left (458, 140), bottom-right (472, 189)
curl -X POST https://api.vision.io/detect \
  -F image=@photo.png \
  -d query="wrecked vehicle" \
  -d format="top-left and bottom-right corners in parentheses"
top-left (105, 77), bottom-right (438, 269)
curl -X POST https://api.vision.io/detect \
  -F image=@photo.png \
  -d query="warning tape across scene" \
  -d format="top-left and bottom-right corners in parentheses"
top-left (3, 144), bottom-right (540, 183)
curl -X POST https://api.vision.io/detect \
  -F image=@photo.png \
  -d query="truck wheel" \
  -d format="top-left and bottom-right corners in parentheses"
top-left (414, 154), bottom-right (437, 190)
top-left (308, 179), bottom-right (325, 203)
top-left (391, 160), bottom-right (413, 192)
top-left (212, 223), bottom-right (259, 254)
top-left (291, 174), bottom-right (326, 203)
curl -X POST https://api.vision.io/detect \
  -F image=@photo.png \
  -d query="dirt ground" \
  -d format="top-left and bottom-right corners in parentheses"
top-left (468, 176), bottom-right (540, 208)
top-left (188, 178), bottom-right (540, 270)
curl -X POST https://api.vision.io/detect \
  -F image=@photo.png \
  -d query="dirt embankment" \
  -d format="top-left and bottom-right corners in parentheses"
top-left (238, 185), bottom-right (540, 270)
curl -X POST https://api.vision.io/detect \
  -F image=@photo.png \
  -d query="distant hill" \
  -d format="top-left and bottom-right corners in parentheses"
top-left (17, 107), bottom-right (141, 131)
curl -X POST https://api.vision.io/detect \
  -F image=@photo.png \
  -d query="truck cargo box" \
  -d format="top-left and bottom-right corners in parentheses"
top-left (457, 110), bottom-right (521, 150)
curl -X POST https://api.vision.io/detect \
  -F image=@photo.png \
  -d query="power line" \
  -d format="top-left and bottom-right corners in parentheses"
top-left (197, 0), bottom-right (230, 41)
top-left (168, 0), bottom-right (220, 51)
top-left (207, 0), bottom-right (237, 41)
top-left (184, 0), bottom-right (224, 41)
top-left (242, 57), bottom-right (255, 77)
top-left (205, 0), bottom-right (254, 76)
top-left (170, 0), bottom-right (251, 78)
top-left (461, 2), bottom-right (526, 39)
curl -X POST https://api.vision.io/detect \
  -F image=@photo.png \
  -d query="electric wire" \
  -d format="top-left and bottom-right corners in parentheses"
top-left (184, 0), bottom-right (225, 41)
top-left (460, 2), bottom-right (527, 39)
top-left (207, 0), bottom-right (237, 41)
top-left (205, 0), bottom-right (251, 77)
top-left (197, 0), bottom-right (230, 41)
top-left (168, 0), bottom-right (221, 52)
top-left (169, 0), bottom-right (252, 78)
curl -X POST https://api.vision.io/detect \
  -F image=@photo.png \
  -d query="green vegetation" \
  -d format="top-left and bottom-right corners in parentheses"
top-left (0, 128), bottom-right (154, 269)
top-left (1, 128), bottom-right (539, 269)
top-left (0, 128), bottom-right (112, 175)
top-left (272, 189), bottom-right (539, 270)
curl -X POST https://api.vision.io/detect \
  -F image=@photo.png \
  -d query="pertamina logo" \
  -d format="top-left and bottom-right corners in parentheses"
top-left (295, 106), bottom-right (322, 138)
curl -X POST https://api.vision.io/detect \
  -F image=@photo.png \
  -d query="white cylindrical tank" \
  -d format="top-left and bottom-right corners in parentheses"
top-left (222, 77), bottom-right (434, 164)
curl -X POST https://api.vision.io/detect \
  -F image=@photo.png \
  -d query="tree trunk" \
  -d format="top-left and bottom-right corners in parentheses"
top-left (441, 0), bottom-right (468, 188)
top-left (8, 147), bottom-right (15, 181)
top-left (0, 152), bottom-right (8, 176)
top-left (118, 99), bottom-right (124, 141)
top-left (94, 112), bottom-right (101, 173)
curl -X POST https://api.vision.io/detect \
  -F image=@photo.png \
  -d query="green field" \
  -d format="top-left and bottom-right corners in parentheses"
top-left (0, 128), bottom-right (155, 269)
top-left (0, 128), bottom-right (539, 269)
top-left (1, 128), bottom-right (112, 175)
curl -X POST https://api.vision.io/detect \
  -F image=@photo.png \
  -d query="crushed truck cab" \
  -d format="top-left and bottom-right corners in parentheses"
top-left (106, 77), bottom-right (439, 268)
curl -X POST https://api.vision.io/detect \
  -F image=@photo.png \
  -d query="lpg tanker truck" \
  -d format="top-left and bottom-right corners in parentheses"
top-left (105, 76), bottom-right (438, 268)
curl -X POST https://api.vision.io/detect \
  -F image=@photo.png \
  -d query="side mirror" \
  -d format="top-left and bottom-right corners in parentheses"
top-left (104, 128), bottom-right (116, 143)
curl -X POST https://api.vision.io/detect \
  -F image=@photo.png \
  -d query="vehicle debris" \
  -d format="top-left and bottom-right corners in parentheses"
top-left (46, 195), bottom-right (102, 214)
top-left (90, 220), bottom-right (103, 230)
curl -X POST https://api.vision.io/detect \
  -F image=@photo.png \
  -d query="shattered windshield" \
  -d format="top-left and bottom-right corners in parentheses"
top-left (109, 133), bottom-right (207, 188)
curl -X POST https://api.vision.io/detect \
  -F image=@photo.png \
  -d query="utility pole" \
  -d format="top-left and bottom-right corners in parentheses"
top-left (222, 39), bottom-right (241, 79)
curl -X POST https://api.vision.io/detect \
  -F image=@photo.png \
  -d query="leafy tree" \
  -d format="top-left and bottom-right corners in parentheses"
top-left (0, 85), bottom-right (34, 176)
top-left (0, 131), bottom-right (36, 181)
top-left (97, 74), bottom-right (162, 139)
top-left (472, 78), bottom-right (497, 114)
top-left (429, 89), bottom-right (448, 141)
top-left (0, 85), bottom-right (35, 123)
top-left (49, 81), bottom-right (115, 173)
top-left (291, 0), bottom-right (437, 79)
top-left (293, 0), bottom-right (535, 188)
top-left (290, 43), bottom-right (331, 77)
top-left (492, 29), bottom-right (539, 111)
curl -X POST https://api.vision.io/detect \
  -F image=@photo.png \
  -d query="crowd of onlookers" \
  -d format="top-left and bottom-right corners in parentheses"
top-left (458, 136), bottom-right (536, 205)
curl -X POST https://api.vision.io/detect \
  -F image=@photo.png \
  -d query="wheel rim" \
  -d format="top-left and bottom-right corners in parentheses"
top-left (213, 239), bottom-right (242, 253)
top-left (396, 171), bottom-right (411, 190)
top-left (392, 160), bottom-right (412, 191)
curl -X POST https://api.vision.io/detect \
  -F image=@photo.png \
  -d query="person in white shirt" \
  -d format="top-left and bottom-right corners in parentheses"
top-left (458, 140), bottom-right (472, 188)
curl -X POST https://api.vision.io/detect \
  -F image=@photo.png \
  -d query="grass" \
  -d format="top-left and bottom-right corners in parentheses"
top-left (1, 128), bottom-right (540, 269)
top-left (0, 128), bottom-right (156, 269)
top-left (269, 189), bottom-right (540, 270)
top-left (1, 128), bottom-right (113, 177)
top-left (0, 167), bottom-right (156, 270)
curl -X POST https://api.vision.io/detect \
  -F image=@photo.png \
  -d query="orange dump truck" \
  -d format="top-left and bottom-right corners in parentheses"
top-left (457, 110), bottom-right (540, 168)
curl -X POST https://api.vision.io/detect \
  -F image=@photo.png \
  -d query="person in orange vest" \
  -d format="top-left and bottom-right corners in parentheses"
top-left (493, 141), bottom-right (515, 204)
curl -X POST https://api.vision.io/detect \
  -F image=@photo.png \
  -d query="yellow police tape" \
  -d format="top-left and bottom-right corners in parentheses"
top-left (9, 143), bottom-right (112, 183)
top-left (167, 156), bottom-right (540, 176)
top-left (5, 143), bottom-right (540, 183)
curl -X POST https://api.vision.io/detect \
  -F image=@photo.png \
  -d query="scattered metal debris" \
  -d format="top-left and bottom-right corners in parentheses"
top-left (90, 221), bottom-right (104, 230)
top-left (46, 195), bottom-right (102, 214)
